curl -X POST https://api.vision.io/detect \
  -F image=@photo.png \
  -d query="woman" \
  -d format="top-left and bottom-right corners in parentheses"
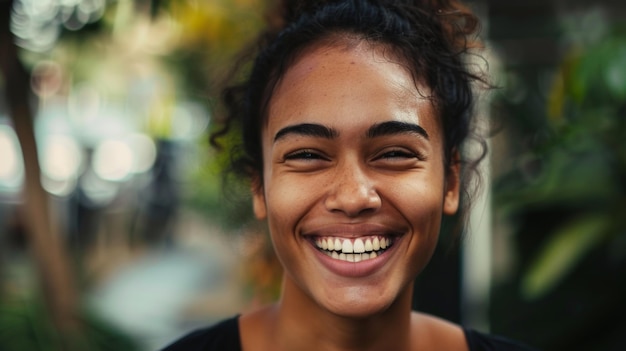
top-left (164, 0), bottom-right (537, 350)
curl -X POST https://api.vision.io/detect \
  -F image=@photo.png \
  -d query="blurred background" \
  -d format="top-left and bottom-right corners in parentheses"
top-left (0, 0), bottom-right (624, 350)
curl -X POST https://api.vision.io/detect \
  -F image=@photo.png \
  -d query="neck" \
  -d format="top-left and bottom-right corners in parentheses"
top-left (271, 277), bottom-right (415, 351)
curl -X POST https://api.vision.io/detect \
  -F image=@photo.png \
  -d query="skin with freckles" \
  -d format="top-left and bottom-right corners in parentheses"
top-left (241, 39), bottom-right (466, 351)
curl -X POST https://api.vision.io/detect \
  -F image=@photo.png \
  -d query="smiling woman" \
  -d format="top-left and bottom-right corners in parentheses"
top-left (163, 0), bottom-right (537, 350)
top-left (252, 43), bottom-right (456, 323)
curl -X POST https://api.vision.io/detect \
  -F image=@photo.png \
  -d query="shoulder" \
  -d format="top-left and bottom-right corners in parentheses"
top-left (463, 328), bottom-right (540, 351)
top-left (161, 316), bottom-right (241, 351)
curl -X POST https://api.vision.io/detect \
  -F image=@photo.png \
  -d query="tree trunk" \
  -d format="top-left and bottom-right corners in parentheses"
top-left (0, 0), bottom-right (79, 335)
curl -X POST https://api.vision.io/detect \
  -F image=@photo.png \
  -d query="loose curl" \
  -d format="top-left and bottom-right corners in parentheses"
top-left (212, 0), bottom-right (489, 230)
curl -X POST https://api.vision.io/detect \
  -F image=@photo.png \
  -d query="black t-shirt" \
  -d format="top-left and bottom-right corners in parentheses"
top-left (162, 316), bottom-right (538, 351)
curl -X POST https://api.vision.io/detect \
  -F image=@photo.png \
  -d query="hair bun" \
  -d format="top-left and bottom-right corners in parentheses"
top-left (266, 0), bottom-right (480, 52)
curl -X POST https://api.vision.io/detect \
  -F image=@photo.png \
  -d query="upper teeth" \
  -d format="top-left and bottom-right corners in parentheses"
top-left (315, 237), bottom-right (390, 255)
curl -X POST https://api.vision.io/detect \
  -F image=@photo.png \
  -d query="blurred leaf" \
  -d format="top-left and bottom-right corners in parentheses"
top-left (184, 122), bottom-right (256, 230)
top-left (495, 144), bottom-right (616, 214)
top-left (604, 42), bottom-right (626, 101)
top-left (567, 36), bottom-right (626, 105)
top-left (0, 297), bottom-right (140, 351)
top-left (547, 65), bottom-right (565, 122)
top-left (521, 214), bottom-right (610, 300)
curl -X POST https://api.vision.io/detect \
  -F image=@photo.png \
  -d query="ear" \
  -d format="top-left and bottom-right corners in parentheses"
top-left (443, 152), bottom-right (461, 216)
top-left (251, 175), bottom-right (267, 220)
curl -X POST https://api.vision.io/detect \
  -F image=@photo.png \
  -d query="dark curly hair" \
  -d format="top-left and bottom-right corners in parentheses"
top-left (212, 0), bottom-right (488, 226)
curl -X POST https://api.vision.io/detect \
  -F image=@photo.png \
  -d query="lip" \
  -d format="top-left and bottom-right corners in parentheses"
top-left (308, 236), bottom-right (401, 278)
top-left (301, 223), bottom-right (405, 277)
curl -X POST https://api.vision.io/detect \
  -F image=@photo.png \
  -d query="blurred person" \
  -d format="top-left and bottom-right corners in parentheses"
top-left (163, 0), bottom-right (538, 350)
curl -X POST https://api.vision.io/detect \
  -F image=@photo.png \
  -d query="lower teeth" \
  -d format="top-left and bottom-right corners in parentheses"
top-left (323, 249), bottom-right (385, 262)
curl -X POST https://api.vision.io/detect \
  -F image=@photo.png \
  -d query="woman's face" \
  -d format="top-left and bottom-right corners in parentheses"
top-left (252, 40), bottom-right (460, 317)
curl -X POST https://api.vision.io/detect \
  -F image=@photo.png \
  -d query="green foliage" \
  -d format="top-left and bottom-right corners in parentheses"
top-left (162, 0), bottom-right (266, 230)
top-left (568, 36), bottom-right (626, 104)
top-left (162, 0), bottom-right (265, 99)
top-left (185, 124), bottom-right (256, 230)
top-left (521, 213), bottom-right (610, 299)
top-left (494, 28), bottom-right (626, 299)
top-left (0, 297), bottom-right (140, 351)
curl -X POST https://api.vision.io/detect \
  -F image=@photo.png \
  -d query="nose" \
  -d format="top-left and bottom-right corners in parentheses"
top-left (324, 162), bottom-right (381, 217)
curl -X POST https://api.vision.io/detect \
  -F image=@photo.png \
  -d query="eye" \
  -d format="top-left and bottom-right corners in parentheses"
top-left (376, 149), bottom-right (425, 161)
top-left (282, 149), bottom-right (331, 171)
top-left (379, 150), bottom-right (416, 159)
top-left (284, 149), bottom-right (327, 161)
top-left (370, 147), bottom-right (427, 170)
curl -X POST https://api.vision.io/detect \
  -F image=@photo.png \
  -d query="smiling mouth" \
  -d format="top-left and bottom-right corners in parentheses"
top-left (314, 236), bottom-right (394, 262)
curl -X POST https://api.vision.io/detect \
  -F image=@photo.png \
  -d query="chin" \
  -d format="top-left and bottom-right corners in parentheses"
top-left (318, 285), bottom-right (401, 319)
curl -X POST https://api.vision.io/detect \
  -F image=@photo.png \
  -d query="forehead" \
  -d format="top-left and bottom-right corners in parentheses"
top-left (265, 40), bottom-right (437, 131)
top-left (279, 38), bottom-right (423, 98)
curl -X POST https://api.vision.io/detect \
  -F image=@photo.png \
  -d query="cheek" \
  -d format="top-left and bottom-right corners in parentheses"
top-left (392, 175), bottom-right (445, 214)
top-left (264, 179), bottom-right (317, 278)
top-left (390, 179), bottom-right (445, 244)
top-left (264, 176), bottom-right (319, 236)
top-left (392, 183), bottom-right (443, 262)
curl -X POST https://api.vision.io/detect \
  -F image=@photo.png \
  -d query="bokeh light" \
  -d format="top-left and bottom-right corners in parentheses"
top-left (127, 133), bottom-right (157, 174)
top-left (31, 61), bottom-right (64, 99)
top-left (10, 0), bottom-right (106, 52)
top-left (92, 139), bottom-right (134, 182)
top-left (39, 134), bottom-right (83, 182)
top-left (170, 103), bottom-right (210, 141)
top-left (0, 124), bottom-right (24, 192)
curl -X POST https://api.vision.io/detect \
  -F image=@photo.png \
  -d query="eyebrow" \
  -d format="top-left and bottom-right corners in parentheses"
top-left (366, 121), bottom-right (429, 140)
top-left (273, 120), bottom-right (429, 143)
top-left (274, 123), bottom-right (339, 142)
